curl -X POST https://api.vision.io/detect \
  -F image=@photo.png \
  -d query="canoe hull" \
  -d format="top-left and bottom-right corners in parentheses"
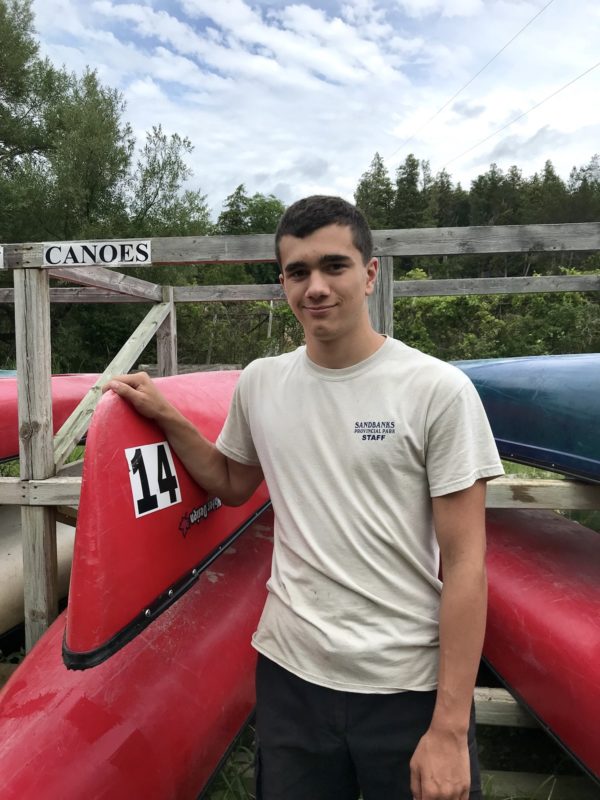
top-left (456, 354), bottom-right (600, 482)
top-left (0, 507), bottom-right (273, 799)
top-left (484, 509), bottom-right (600, 780)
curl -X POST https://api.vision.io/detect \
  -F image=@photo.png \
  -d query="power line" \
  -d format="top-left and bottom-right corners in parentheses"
top-left (442, 58), bottom-right (600, 169)
top-left (387, 0), bottom-right (555, 160)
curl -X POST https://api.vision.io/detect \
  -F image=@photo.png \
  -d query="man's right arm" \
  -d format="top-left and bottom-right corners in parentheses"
top-left (103, 373), bottom-right (264, 506)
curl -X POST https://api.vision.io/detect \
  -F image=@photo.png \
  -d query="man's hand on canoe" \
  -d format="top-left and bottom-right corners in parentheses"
top-left (103, 372), bottom-right (174, 422)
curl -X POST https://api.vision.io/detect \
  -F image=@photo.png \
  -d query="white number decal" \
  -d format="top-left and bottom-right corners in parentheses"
top-left (125, 442), bottom-right (182, 518)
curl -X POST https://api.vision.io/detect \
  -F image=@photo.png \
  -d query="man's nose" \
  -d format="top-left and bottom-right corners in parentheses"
top-left (305, 270), bottom-right (330, 297)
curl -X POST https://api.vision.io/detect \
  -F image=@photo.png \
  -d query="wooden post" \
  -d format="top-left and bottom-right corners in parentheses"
top-left (13, 268), bottom-right (58, 650)
top-left (157, 287), bottom-right (177, 377)
top-left (368, 255), bottom-right (394, 336)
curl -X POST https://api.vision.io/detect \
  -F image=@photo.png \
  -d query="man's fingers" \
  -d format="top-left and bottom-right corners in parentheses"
top-left (410, 762), bottom-right (422, 800)
top-left (102, 372), bottom-right (150, 394)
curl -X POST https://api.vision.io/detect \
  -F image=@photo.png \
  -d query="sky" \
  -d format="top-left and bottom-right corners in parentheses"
top-left (32, 0), bottom-right (600, 215)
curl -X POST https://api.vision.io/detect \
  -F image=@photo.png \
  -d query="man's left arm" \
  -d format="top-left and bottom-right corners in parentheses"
top-left (410, 478), bottom-right (488, 800)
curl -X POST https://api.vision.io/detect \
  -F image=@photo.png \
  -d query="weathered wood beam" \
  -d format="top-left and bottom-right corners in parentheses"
top-left (157, 287), bottom-right (177, 376)
top-left (1, 273), bottom-right (598, 305)
top-left (14, 267), bottom-right (58, 650)
top-left (394, 274), bottom-right (600, 297)
top-left (0, 478), bottom-right (28, 503)
top-left (486, 477), bottom-right (600, 510)
top-left (49, 265), bottom-right (162, 301)
top-left (4, 222), bottom-right (600, 268)
top-left (2, 475), bottom-right (597, 512)
top-left (53, 301), bottom-right (172, 470)
top-left (56, 458), bottom-right (84, 477)
top-left (0, 477), bottom-right (81, 505)
top-left (368, 256), bottom-right (394, 336)
top-left (173, 284), bottom-right (284, 302)
top-left (0, 288), bottom-right (150, 303)
top-left (474, 688), bottom-right (537, 728)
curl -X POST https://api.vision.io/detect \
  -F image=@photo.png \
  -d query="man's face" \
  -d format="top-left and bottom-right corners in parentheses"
top-left (278, 224), bottom-right (377, 344)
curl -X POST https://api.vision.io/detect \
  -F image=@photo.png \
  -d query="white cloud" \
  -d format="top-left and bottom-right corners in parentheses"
top-left (30, 0), bottom-right (600, 210)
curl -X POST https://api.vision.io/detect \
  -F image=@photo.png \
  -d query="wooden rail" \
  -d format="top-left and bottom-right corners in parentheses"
top-left (3, 222), bottom-right (600, 268)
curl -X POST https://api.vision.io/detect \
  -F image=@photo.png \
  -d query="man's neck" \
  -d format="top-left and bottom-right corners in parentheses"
top-left (306, 328), bottom-right (386, 369)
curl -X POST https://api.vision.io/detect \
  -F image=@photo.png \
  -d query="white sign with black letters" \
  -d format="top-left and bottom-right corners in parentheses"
top-left (126, 441), bottom-right (182, 518)
top-left (43, 240), bottom-right (151, 267)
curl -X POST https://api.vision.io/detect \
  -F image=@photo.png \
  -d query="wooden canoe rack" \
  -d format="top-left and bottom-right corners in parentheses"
top-left (1, 223), bottom-right (599, 794)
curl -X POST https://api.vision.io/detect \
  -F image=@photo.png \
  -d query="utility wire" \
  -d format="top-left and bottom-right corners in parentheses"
top-left (387, 0), bottom-right (555, 159)
top-left (443, 58), bottom-right (600, 168)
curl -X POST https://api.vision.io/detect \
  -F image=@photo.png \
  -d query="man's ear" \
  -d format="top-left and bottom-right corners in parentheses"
top-left (365, 258), bottom-right (378, 296)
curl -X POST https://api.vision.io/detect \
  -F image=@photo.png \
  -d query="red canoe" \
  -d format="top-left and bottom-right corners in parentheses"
top-left (484, 508), bottom-right (600, 781)
top-left (0, 373), bottom-right (100, 461)
top-left (0, 371), bottom-right (272, 799)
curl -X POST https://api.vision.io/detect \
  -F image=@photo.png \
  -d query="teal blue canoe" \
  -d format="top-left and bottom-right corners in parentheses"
top-left (455, 353), bottom-right (600, 483)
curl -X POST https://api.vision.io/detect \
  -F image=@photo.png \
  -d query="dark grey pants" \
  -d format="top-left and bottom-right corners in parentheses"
top-left (255, 654), bottom-right (482, 800)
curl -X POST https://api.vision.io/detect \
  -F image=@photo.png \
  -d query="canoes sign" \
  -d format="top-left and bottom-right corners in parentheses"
top-left (43, 240), bottom-right (151, 267)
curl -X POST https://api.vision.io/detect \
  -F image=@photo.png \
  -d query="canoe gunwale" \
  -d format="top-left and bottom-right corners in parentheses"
top-left (62, 500), bottom-right (272, 671)
top-left (498, 439), bottom-right (600, 484)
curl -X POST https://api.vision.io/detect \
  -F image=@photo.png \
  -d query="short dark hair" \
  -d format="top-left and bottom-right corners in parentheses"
top-left (275, 195), bottom-right (373, 265)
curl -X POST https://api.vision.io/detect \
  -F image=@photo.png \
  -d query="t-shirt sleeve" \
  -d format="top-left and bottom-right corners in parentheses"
top-left (215, 369), bottom-right (261, 466)
top-left (426, 379), bottom-right (504, 497)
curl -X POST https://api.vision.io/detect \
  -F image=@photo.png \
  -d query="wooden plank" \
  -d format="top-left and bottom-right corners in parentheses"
top-left (394, 274), bottom-right (600, 297)
top-left (151, 223), bottom-right (600, 260)
top-left (2, 275), bottom-right (599, 306)
top-left (0, 477), bottom-right (81, 505)
top-left (5, 223), bottom-right (600, 269)
top-left (481, 771), bottom-right (600, 800)
top-left (156, 287), bottom-right (177, 376)
top-left (474, 688), bottom-right (537, 728)
top-left (14, 269), bottom-right (54, 476)
top-left (374, 222), bottom-right (600, 257)
top-left (29, 477), bottom-right (81, 506)
top-left (13, 267), bottom-right (58, 651)
top-left (0, 478), bottom-right (28, 503)
top-left (56, 458), bottom-right (84, 477)
top-left (49, 266), bottom-right (162, 301)
top-left (368, 256), bottom-right (394, 336)
top-left (486, 477), bottom-right (600, 510)
top-left (56, 505), bottom-right (78, 526)
top-left (173, 284), bottom-right (284, 302)
top-left (1, 288), bottom-right (150, 303)
top-left (52, 301), bottom-right (171, 470)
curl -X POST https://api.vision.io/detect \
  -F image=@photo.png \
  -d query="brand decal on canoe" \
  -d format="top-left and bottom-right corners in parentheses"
top-left (43, 240), bottom-right (151, 267)
top-left (125, 441), bottom-right (182, 518)
top-left (354, 420), bottom-right (396, 441)
top-left (179, 498), bottom-right (223, 538)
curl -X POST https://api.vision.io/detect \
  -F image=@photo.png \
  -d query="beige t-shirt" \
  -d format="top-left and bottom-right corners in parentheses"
top-left (216, 337), bottom-right (503, 693)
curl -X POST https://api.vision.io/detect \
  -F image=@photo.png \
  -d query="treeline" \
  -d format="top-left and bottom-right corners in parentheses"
top-left (0, 0), bottom-right (598, 369)
top-left (354, 153), bottom-right (600, 360)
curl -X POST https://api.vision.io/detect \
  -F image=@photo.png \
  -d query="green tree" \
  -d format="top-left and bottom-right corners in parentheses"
top-left (392, 154), bottom-right (427, 229)
top-left (0, 0), bottom-right (66, 170)
top-left (523, 160), bottom-right (568, 224)
top-left (127, 125), bottom-right (211, 238)
top-left (354, 152), bottom-right (394, 229)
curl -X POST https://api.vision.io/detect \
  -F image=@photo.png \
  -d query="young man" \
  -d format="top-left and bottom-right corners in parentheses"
top-left (107, 196), bottom-right (503, 800)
